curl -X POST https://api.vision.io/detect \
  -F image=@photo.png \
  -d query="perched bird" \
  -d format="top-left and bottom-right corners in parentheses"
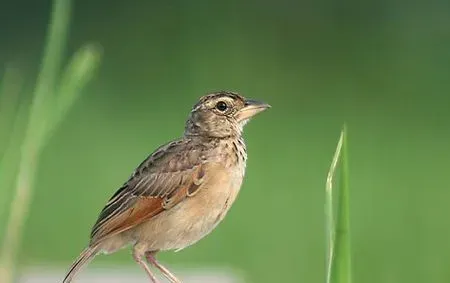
top-left (62, 91), bottom-right (270, 283)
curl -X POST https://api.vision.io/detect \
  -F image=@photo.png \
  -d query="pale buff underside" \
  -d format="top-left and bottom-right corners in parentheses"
top-left (99, 161), bottom-right (244, 255)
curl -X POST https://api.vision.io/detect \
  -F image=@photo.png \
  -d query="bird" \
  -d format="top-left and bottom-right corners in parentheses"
top-left (62, 91), bottom-right (270, 283)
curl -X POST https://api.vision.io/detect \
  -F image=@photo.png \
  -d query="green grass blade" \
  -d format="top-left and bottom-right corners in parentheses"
top-left (0, 1), bottom-right (101, 280)
top-left (29, 0), bottom-right (72, 139)
top-left (326, 125), bottom-right (352, 283)
top-left (0, 103), bottom-right (28, 218)
top-left (325, 130), bottom-right (342, 282)
top-left (46, 43), bottom-right (102, 141)
top-left (0, 1), bottom-right (73, 282)
top-left (0, 67), bottom-right (23, 160)
top-left (28, 0), bottom-right (72, 151)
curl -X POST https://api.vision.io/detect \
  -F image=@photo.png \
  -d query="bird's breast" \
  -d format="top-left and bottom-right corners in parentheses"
top-left (183, 161), bottom-right (245, 234)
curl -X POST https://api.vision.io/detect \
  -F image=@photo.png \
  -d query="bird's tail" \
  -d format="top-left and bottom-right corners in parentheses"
top-left (63, 245), bottom-right (100, 283)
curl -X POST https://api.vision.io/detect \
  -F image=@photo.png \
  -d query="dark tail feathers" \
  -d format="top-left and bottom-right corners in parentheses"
top-left (63, 245), bottom-right (99, 283)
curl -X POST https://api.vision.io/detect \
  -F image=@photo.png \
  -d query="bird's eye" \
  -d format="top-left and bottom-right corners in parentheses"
top-left (215, 101), bottom-right (228, 112)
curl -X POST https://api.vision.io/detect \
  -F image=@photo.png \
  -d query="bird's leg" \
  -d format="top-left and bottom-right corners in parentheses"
top-left (133, 250), bottom-right (160, 283)
top-left (145, 251), bottom-right (182, 283)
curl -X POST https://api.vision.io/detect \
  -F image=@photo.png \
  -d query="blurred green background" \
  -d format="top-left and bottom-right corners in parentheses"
top-left (1, 0), bottom-right (450, 282)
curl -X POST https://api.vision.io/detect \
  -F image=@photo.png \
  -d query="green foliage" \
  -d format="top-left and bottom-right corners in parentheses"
top-left (0, 0), bottom-right (101, 282)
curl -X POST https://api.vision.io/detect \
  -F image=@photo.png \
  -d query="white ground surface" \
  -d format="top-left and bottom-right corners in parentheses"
top-left (19, 266), bottom-right (245, 283)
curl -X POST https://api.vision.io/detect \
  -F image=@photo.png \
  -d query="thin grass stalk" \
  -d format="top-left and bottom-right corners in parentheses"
top-left (0, 67), bottom-right (24, 225)
top-left (0, 1), bottom-right (72, 282)
top-left (47, 43), bottom-right (102, 141)
top-left (325, 129), bottom-right (344, 283)
top-left (0, 67), bottom-right (23, 160)
top-left (326, 125), bottom-right (352, 283)
top-left (0, 103), bottom-right (28, 222)
top-left (333, 125), bottom-right (352, 283)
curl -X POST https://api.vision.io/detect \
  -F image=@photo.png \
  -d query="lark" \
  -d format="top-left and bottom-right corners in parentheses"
top-left (62, 91), bottom-right (270, 283)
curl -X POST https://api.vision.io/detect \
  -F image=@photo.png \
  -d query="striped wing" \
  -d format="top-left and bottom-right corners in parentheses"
top-left (89, 139), bottom-right (206, 245)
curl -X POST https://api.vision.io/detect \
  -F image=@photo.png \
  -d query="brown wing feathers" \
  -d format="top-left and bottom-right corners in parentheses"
top-left (89, 139), bottom-right (207, 245)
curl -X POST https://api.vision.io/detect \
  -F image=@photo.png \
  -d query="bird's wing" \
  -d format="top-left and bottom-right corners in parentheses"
top-left (89, 139), bottom-right (207, 245)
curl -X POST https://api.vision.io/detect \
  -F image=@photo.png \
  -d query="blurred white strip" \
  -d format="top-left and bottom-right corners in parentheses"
top-left (19, 266), bottom-right (245, 283)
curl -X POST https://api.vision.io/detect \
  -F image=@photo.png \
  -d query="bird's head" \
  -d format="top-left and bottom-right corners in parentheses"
top-left (185, 91), bottom-right (270, 138)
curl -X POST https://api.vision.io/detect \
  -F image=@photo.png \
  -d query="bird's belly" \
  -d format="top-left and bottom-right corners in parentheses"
top-left (132, 168), bottom-right (243, 251)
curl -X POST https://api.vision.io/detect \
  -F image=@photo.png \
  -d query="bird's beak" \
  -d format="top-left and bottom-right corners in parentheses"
top-left (236, 99), bottom-right (271, 122)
